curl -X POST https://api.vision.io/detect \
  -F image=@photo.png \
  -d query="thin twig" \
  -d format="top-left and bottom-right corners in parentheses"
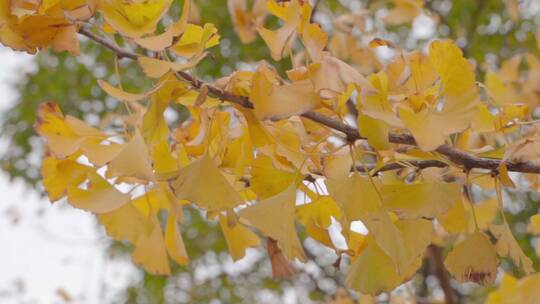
top-left (78, 27), bottom-right (137, 60)
top-left (77, 26), bottom-right (540, 175)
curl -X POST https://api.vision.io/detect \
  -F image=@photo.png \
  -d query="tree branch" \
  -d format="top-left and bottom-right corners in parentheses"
top-left (77, 26), bottom-right (540, 175)
top-left (78, 27), bottom-right (138, 60)
top-left (428, 246), bottom-right (458, 304)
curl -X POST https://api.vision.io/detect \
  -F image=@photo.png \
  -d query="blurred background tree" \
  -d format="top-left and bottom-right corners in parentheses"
top-left (1, 0), bottom-right (539, 303)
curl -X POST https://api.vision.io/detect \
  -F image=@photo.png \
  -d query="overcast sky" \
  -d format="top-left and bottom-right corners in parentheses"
top-left (0, 48), bottom-right (136, 304)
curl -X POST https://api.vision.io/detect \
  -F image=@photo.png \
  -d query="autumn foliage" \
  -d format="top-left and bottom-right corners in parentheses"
top-left (2, 0), bottom-right (540, 302)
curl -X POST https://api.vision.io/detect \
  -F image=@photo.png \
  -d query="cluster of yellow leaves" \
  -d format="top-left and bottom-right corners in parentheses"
top-left (0, 0), bottom-right (94, 54)
top-left (4, 0), bottom-right (539, 299)
top-left (0, 0), bottom-right (219, 60)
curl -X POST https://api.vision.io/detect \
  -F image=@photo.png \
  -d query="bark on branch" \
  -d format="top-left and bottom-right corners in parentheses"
top-left (77, 26), bottom-right (540, 175)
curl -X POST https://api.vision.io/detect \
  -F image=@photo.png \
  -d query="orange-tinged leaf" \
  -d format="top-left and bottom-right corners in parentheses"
top-left (266, 238), bottom-right (298, 278)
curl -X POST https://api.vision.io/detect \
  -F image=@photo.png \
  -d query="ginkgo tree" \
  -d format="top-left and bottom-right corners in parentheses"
top-left (2, 0), bottom-right (540, 302)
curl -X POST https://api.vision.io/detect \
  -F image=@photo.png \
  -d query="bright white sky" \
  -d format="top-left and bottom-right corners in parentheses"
top-left (0, 48), bottom-right (136, 304)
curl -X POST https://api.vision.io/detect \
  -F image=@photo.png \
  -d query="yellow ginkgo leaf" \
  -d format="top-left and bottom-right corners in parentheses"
top-left (436, 197), bottom-right (469, 233)
top-left (400, 40), bottom-right (480, 151)
top-left (16, 15), bottom-right (80, 55)
top-left (304, 219), bottom-right (335, 249)
top-left (165, 205), bottom-right (189, 265)
top-left (325, 173), bottom-right (381, 221)
top-left (135, 0), bottom-right (191, 51)
top-left (346, 235), bottom-right (421, 295)
top-left (171, 155), bottom-right (243, 211)
top-left (296, 196), bottom-right (341, 228)
top-left (170, 23), bottom-right (220, 58)
top-left (221, 125), bottom-right (253, 179)
top-left (228, 0), bottom-right (267, 44)
top-left (381, 181), bottom-right (460, 219)
top-left (137, 52), bottom-right (207, 78)
top-left (131, 185), bottom-right (172, 216)
top-left (219, 214), bottom-right (261, 261)
top-left (395, 218), bottom-right (432, 265)
top-left (250, 62), bottom-right (320, 120)
top-left (528, 214), bottom-right (540, 234)
top-left (405, 51), bottom-right (438, 93)
top-left (151, 140), bottom-right (178, 174)
top-left (81, 142), bottom-right (124, 167)
top-left (489, 223), bottom-right (534, 274)
top-left (99, 0), bottom-right (173, 38)
top-left (359, 71), bottom-right (402, 127)
top-left (301, 22), bottom-right (327, 62)
top-left (257, 0), bottom-right (301, 61)
top-left (399, 104), bottom-right (473, 151)
top-left (250, 155), bottom-right (296, 199)
top-left (363, 212), bottom-right (432, 273)
top-left (107, 131), bottom-right (155, 182)
top-left (321, 153), bottom-right (353, 180)
top-left (41, 157), bottom-right (92, 202)
top-left (132, 215), bottom-right (171, 275)
top-left (469, 197), bottom-right (499, 231)
top-left (98, 79), bottom-right (165, 102)
top-left (383, 0), bottom-right (423, 25)
top-left (444, 232), bottom-right (499, 285)
top-left (308, 54), bottom-right (375, 99)
top-left (239, 184), bottom-right (306, 262)
top-left (34, 102), bottom-right (105, 158)
top-left (98, 202), bottom-right (153, 243)
top-left (486, 273), bottom-right (540, 304)
top-left (347, 231), bottom-right (367, 260)
top-left (429, 40), bottom-right (479, 108)
top-left (67, 172), bottom-right (131, 214)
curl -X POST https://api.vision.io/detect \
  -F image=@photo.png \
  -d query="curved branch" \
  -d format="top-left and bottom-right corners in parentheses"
top-left (77, 26), bottom-right (540, 175)
top-left (78, 27), bottom-right (138, 60)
